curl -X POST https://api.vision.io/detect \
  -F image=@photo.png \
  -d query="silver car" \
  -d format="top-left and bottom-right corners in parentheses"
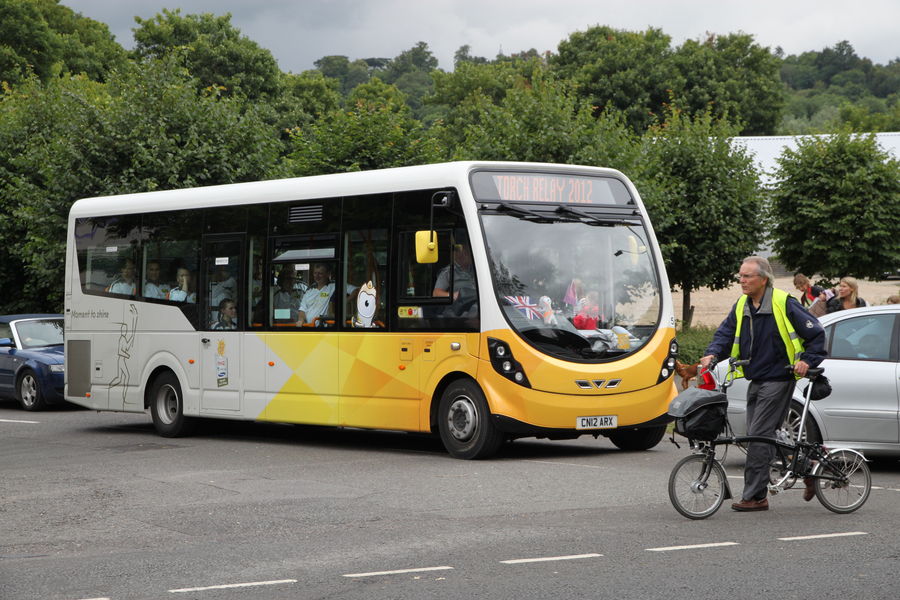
top-left (719, 304), bottom-right (900, 456)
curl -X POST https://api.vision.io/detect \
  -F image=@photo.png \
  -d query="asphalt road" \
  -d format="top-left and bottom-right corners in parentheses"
top-left (2, 399), bottom-right (899, 600)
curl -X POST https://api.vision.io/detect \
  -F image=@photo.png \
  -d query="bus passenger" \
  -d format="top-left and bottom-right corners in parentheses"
top-left (298, 263), bottom-right (355, 325)
top-left (108, 258), bottom-right (137, 295)
top-left (168, 268), bottom-right (196, 303)
top-left (211, 298), bottom-right (238, 330)
top-left (273, 268), bottom-right (301, 322)
top-left (143, 260), bottom-right (170, 299)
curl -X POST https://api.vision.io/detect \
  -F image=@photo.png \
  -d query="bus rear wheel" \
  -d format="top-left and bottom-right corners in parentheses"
top-left (438, 379), bottom-right (504, 460)
top-left (608, 425), bottom-right (666, 451)
top-left (149, 372), bottom-right (196, 437)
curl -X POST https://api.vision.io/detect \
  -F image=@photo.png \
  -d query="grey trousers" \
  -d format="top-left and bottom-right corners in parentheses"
top-left (743, 379), bottom-right (794, 501)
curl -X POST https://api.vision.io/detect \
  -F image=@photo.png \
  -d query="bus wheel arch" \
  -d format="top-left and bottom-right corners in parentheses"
top-left (147, 369), bottom-right (196, 438)
top-left (433, 375), bottom-right (504, 460)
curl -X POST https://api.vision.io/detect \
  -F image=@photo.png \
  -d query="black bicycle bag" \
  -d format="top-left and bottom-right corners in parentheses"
top-left (668, 387), bottom-right (728, 441)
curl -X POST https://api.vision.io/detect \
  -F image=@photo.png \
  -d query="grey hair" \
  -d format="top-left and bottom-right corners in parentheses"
top-left (743, 256), bottom-right (775, 288)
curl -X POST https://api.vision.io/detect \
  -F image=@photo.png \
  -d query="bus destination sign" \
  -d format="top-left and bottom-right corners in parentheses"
top-left (472, 171), bottom-right (630, 206)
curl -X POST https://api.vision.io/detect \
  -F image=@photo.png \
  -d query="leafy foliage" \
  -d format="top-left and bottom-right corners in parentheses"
top-left (285, 78), bottom-right (444, 175)
top-left (769, 132), bottom-right (900, 279)
top-left (132, 9), bottom-right (280, 100)
top-left (551, 26), bottom-right (674, 133)
top-left (0, 0), bottom-right (127, 86)
top-left (778, 41), bottom-right (900, 134)
top-left (0, 59), bottom-right (282, 312)
top-left (671, 33), bottom-right (784, 135)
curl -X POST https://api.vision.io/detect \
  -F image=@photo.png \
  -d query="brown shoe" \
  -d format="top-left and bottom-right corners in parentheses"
top-left (803, 478), bottom-right (816, 502)
top-left (731, 497), bottom-right (769, 511)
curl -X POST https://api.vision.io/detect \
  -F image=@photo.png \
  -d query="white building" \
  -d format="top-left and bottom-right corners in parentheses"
top-left (732, 132), bottom-right (900, 184)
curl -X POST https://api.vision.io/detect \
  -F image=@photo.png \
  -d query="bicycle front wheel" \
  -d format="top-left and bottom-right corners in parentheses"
top-left (668, 454), bottom-right (727, 519)
top-left (812, 449), bottom-right (871, 514)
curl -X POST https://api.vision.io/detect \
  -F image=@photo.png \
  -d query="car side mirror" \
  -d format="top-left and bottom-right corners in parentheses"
top-left (0, 337), bottom-right (13, 347)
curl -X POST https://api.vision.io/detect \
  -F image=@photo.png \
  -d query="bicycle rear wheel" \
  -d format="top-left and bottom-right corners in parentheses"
top-left (812, 449), bottom-right (871, 514)
top-left (668, 454), bottom-right (727, 519)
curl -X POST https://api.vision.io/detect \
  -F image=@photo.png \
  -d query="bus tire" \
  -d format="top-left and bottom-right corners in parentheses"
top-left (149, 371), bottom-right (196, 438)
top-left (438, 379), bottom-right (504, 460)
top-left (608, 425), bottom-right (666, 451)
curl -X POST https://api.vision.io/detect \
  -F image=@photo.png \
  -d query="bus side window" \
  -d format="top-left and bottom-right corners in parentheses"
top-left (74, 216), bottom-right (141, 296)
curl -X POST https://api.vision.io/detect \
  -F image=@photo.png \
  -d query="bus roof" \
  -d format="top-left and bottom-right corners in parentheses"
top-left (68, 161), bottom-right (627, 218)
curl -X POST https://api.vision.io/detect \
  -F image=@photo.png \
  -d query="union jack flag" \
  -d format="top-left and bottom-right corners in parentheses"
top-left (504, 295), bottom-right (542, 320)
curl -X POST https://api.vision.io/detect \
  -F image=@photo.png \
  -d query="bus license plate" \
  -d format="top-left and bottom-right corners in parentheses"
top-left (576, 415), bottom-right (617, 430)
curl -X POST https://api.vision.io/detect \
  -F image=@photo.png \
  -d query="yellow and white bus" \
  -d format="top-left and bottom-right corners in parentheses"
top-left (64, 161), bottom-right (678, 458)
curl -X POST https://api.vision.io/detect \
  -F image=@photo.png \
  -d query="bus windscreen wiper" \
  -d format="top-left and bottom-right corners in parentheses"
top-left (496, 202), bottom-right (551, 220)
top-left (555, 204), bottom-right (639, 226)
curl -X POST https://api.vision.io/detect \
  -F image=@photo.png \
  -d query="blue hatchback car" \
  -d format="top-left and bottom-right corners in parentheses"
top-left (0, 314), bottom-right (65, 411)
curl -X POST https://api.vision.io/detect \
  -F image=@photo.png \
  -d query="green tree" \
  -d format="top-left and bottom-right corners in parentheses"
top-left (671, 33), bottom-right (784, 135)
top-left (0, 59), bottom-right (282, 312)
top-left (453, 69), bottom-right (639, 171)
top-left (379, 42), bottom-right (440, 121)
top-left (551, 26), bottom-right (674, 133)
top-left (769, 132), bottom-right (900, 280)
top-left (313, 55), bottom-right (373, 96)
top-left (263, 70), bottom-right (343, 153)
top-left (286, 78), bottom-right (444, 175)
top-left (428, 57), bottom-right (547, 148)
top-left (638, 106), bottom-right (763, 328)
top-left (132, 9), bottom-right (280, 99)
top-left (0, 0), bottom-right (126, 86)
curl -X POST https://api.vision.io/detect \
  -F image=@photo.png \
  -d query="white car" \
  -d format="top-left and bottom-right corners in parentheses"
top-left (718, 304), bottom-right (900, 456)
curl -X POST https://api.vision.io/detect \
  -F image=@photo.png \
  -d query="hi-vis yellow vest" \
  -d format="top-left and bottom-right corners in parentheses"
top-left (731, 288), bottom-right (805, 378)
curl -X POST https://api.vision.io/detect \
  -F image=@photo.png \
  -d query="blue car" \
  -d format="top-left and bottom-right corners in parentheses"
top-left (0, 314), bottom-right (65, 411)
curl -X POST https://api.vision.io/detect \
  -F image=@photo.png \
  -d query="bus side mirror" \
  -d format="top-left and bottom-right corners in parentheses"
top-left (415, 230), bottom-right (439, 264)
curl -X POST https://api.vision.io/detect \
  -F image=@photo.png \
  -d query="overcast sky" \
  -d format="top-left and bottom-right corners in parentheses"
top-left (67, 0), bottom-right (899, 73)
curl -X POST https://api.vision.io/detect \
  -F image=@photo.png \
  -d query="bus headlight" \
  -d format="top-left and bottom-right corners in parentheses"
top-left (488, 337), bottom-right (531, 388)
top-left (658, 338), bottom-right (678, 384)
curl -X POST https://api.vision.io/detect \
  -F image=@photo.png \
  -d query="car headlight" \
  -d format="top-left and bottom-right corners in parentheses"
top-left (50, 364), bottom-right (64, 373)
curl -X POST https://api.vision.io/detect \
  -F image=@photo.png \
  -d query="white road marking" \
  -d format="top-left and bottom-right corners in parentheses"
top-left (0, 418), bottom-right (40, 424)
top-left (343, 566), bottom-right (453, 578)
top-left (169, 579), bottom-right (296, 593)
top-left (777, 532), bottom-right (868, 541)
top-left (523, 460), bottom-right (607, 469)
top-left (647, 542), bottom-right (739, 552)
top-left (76, 597), bottom-right (111, 600)
top-left (501, 553), bottom-right (602, 564)
top-left (871, 486), bottom-right (900, 492)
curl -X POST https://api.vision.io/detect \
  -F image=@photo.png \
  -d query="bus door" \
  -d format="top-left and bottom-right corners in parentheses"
top-left (263, 235), bottom-right (341, 425)
top-left (199, 235), bottom-right (243, 413)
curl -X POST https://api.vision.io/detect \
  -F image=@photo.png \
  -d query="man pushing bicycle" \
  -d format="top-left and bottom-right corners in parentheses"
top-left (700, 256), bottom-right (827, 512)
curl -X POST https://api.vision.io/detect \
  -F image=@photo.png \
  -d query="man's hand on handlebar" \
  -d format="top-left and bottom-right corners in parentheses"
top-left (793, 360), bottom-right (810, 377)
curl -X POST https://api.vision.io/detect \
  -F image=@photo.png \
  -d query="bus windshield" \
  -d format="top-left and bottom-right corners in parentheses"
top-left (479, 200), bottom-right (661, 362)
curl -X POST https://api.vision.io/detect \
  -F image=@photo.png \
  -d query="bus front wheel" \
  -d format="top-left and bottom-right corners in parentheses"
top-left (149, 372), bottom-right (196, 438)
top-left (608, 425), bottom-right (666, 451)
top-left (438, 380), bottom-right (504, 460)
